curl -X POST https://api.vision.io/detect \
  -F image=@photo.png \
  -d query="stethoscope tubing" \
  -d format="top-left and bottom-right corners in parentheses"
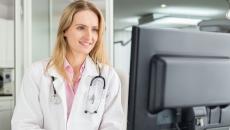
top-left (85, 64), bottom-right (106, 114)
top-left (50, 63), bottom-right (106, 114)
top-left (51, 76), bottom-right (56, 95)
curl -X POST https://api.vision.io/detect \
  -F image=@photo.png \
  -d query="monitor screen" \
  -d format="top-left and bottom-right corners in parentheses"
top-left (128, 26), bottom-right (230, 130)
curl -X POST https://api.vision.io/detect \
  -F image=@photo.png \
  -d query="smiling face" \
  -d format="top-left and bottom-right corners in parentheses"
top-left (64, 10), bottom-right (99, 57)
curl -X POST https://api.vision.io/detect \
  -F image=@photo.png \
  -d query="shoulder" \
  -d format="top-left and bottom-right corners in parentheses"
top-left (23, 59), bottom-right (50, 82)
top-left (27, 59), bottom-right (49, 74)
top-left (102, 64), bottom-right (116, 75)
top-left (100, 64), bottom-right (122, 100)
top-left (86, 56), bottom-right (120, 81)
top-left (101, 64), bottom-right (120, 83)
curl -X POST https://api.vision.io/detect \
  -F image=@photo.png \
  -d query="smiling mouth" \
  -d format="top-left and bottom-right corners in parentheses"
top-left (79, 41), bottom-right (92, 46)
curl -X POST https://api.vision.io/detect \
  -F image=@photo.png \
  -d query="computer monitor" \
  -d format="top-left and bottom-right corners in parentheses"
top-left (128, 26), bottom-right (230, 130)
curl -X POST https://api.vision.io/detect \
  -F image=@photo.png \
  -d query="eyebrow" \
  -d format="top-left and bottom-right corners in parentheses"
top-left (74, 24), bottom-right (98, 28)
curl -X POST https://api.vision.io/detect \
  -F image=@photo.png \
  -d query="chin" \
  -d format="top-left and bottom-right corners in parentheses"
top-left (79, 49), bottom-right (92, 55)
top-left (76, 45), bottom-right (94, 55)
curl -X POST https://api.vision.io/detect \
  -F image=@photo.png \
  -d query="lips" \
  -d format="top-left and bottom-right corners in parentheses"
top-left (79, 41), bottom-right (92, 46)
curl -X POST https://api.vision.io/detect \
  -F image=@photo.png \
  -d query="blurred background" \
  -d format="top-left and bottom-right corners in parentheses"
top-left (0, 0), bottom-right (230, 129)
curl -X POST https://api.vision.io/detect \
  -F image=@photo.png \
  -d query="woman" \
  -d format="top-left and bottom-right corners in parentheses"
top-left (11, 0), bottom-right (124, 130)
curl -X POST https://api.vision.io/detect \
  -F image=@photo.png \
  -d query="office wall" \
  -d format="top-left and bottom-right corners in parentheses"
top-left (32, 0), bottom-right (50, 62)
top-left (114, 30), bottom-right (131, 74)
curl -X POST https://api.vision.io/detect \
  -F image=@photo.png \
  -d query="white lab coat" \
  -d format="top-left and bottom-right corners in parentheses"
top-left (11, 56), bottom-right (124, 130)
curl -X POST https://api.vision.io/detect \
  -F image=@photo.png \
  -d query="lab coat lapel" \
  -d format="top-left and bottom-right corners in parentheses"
top-left (72, 56), bottom-right (98, 106)
top-left (84, 56), bottom-right (98, 76)
top-left (47, 67), bottom-right (67, 121)
top-left (67, 56), bottom-right (98, 124)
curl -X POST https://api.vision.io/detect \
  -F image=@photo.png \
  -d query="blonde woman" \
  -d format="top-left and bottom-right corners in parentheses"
top-left (11, 0), bottom-right (124, 130)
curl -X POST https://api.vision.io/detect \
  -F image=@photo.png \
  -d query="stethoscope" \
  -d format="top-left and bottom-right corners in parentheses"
top-left (49, 63), bottom-right (106, 114)
top-left (49, 76), bottom-right (62, 104)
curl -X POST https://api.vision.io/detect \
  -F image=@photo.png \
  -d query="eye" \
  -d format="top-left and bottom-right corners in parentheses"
top-left (76, 26), bottom-right (85, 30)
top-left (92, 28), bottom-right (99, 33)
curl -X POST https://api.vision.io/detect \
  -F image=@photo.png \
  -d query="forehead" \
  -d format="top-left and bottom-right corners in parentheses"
top-left (72, 10), bottom-right (99, 26)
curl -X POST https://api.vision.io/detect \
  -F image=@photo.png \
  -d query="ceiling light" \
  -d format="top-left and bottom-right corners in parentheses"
top-left (153, 17), bottom-right (201, 25)
top-left (139, 16), bottom-right (201, 28)
top-left (156, 7), bottom-right (223, 17)
top-left (161, 4), bottom-right (167, 8)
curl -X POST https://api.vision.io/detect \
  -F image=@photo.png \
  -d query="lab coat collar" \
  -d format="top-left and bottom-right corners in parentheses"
top-left (84, 56), bottom-right (98, 76)
top-left (46, 56), bottom-right (99, 98)
top-left (47, 55), bottom-right (98, 78)
top-left (46, 56), bottom-right (98, 97)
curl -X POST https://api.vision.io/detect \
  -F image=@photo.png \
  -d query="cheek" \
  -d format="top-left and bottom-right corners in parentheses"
top-left (66, 33), bottom-right (80, 43)
top-left (93, 34), bottom-right (99, 43)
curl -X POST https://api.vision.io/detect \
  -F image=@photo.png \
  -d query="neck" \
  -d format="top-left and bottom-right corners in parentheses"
top-left (66, 52), bottom-right (86, 72)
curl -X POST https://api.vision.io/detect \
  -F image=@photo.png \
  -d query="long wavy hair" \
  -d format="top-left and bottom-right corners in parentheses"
top-left (47, 0), bottom-right (108, 80)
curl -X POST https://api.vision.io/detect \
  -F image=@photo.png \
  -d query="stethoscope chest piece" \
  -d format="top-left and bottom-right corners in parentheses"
top-left (50, 94), bottom-right (61, 104)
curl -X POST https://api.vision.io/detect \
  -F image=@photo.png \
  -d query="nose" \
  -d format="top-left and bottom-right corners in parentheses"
top-left (84, 28), bottom-right (92, 41)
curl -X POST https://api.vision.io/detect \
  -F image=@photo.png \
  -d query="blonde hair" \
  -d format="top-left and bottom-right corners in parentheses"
top-left (47, 0), bottom-right (108, 80)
